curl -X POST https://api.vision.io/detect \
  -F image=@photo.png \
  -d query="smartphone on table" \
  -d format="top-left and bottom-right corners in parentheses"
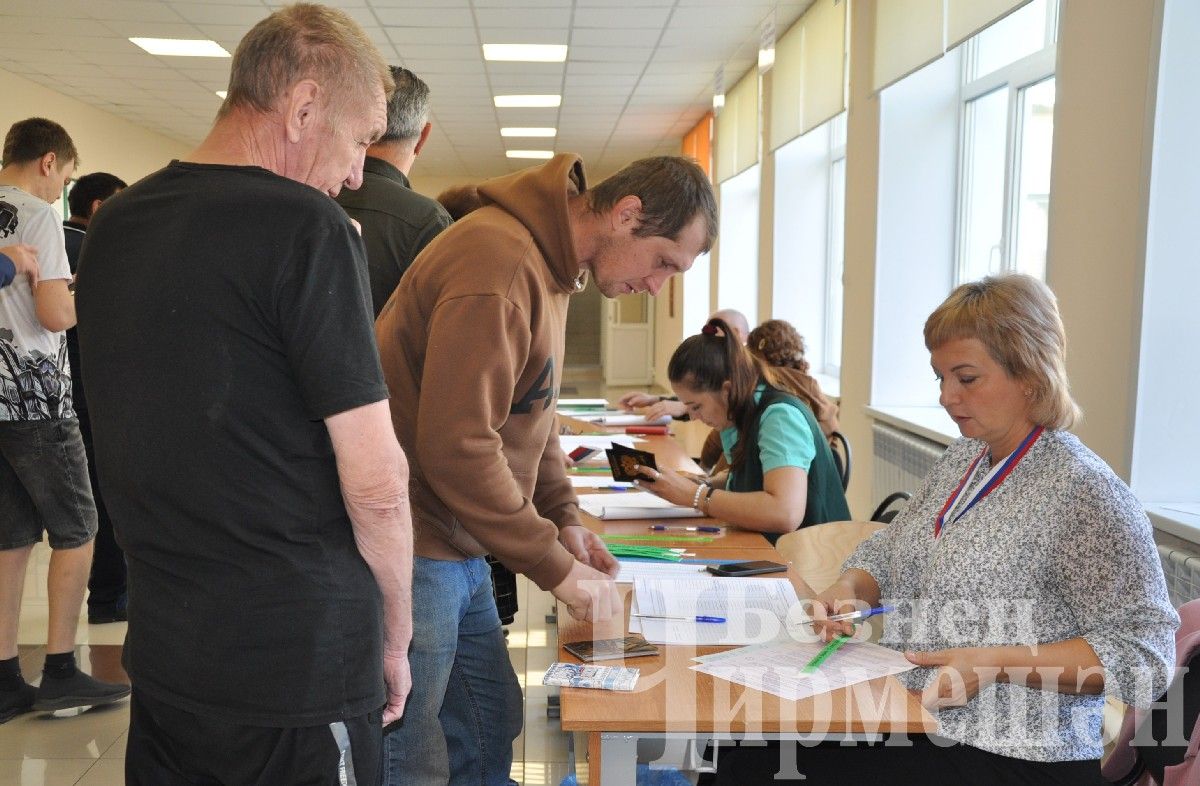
top-left (705, 560), bottom-right (787, 577)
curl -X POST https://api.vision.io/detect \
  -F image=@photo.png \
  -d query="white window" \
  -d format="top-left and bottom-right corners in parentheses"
top-left (717, 165), bottom-right (761, 328)
top-left (955, 0), bottom-right (1059, 284)
top-left (771, 112), bottom-right (846, 378)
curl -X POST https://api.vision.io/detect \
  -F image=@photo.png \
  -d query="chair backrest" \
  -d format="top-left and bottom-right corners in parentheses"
top-left (829, 431), bottom-right (851, 491)
top-left (870, 491), bottom-right (912, 523)
top-left (1102, 598), bottom-right (1200, 786)
top-left (775, 520), bottom-right (885, 595)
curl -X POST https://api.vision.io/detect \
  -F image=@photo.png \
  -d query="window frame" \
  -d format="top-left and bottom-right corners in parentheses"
top-left (953, 3), bottom-right (1058, 285)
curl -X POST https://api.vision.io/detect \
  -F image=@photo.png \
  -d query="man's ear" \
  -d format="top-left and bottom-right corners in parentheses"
top-left (284, 79), bottom-right (322, 144)
top-left (39, 152), bottom-right (57, 177)
top-left (611, 194), bottom-right (643, 233)
top-left (413, 122), bottom-right (432, 156)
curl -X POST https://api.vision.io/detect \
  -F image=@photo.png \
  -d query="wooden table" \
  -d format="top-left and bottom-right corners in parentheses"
top-left (555, 430), bottom-right (936, 785)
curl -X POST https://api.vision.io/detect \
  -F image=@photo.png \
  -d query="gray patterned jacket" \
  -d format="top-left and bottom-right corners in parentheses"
top-left (845, 429), bottom-right (1177, 761)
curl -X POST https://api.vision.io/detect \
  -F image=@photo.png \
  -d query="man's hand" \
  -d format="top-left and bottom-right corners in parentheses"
top-left (2, 244), bottom-right (39, 287)
top-left (558, 525), bottom-right (619, 577)
top-left (906, 647), bottom-right (995, 710)
top-left (551, 559), bottom-right (621, 622)
top-left (382, 648), bottom-right (412, 725)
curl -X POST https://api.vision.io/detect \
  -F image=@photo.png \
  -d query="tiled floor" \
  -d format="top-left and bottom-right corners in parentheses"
top-left (5, 545), bottom-right (586, 786)
top-left (2, 371), bottom-right (654, 785)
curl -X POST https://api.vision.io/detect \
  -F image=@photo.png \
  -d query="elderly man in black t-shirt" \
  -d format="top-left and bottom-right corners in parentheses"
top-left (75, 6), bottom-right (413, 785)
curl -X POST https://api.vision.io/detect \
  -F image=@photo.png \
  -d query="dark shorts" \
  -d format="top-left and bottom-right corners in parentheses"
top-left (126, 689), bottom-right (383, 786)
top-left (0, 418), bottom-right (98, 550)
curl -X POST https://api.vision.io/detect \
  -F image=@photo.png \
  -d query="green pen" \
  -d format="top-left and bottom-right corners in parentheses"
top-left (802, 634), bottom-right (851, 674)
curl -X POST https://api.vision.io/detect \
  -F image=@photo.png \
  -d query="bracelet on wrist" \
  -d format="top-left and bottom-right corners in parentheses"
top-left (702, 484), bottom-right (717, 513)
top-left (691, 482), bottom-right (706, 510)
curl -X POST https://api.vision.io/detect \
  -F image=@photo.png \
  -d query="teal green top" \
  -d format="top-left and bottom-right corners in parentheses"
top-left (720, 384), bottom-right (817, 479)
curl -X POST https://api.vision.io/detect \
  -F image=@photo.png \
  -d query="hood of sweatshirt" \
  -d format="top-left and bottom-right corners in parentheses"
top-left (477, 153), bottom-right (586, 294)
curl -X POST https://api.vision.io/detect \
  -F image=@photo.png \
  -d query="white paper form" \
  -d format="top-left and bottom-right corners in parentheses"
top-left (615, 560), bottom-right (711, 583)
top-left (578, 491), bottom-right (701, 520)
top-left (689, 639), bottom-right (915, 702)
top-left (629, 577), bottom-right (801, 645)
top-left (575, 413), bottom-right (672, 426)
top-left (557, 398), bottom-right (609, 408)
top-left (569, 477), bottom-right (634, 489)
top-left (558, 435), bottom-right (642, 453)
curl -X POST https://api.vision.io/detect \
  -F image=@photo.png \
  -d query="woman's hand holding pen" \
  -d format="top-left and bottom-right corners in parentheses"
top-left (807, 594), bottom-right (860, 642)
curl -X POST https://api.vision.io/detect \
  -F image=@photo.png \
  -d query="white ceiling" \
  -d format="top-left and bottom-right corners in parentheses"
top-left (1, 0), bottom-right (814, 180)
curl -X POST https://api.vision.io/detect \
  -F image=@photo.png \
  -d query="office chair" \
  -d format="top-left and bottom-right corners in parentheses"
top-left (829, 431), bottom-right (851, 491)
top-left (870, 491), bottom-right (912, 524)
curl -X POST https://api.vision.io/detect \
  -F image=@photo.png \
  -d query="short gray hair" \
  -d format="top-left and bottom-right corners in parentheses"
top-left (381, 66), bottom-right (430, 143)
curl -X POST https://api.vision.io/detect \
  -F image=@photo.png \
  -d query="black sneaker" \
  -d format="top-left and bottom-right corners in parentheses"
top-left (1, 681), bottom-right (36, 723)
top-left (32, 671), bottom-right (130, 712)
top-left (88, 594), bottom-right (128, 625)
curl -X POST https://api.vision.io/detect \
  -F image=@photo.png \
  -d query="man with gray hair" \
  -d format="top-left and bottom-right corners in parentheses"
top-left (337, 66), bottom-right (452, 316)
top-left (76, 5), bottom-right (412, 784)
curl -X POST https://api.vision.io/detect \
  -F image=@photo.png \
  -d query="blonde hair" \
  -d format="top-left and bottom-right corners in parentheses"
top-left (220, 4), bottom-right (394, 124)
top-left (924, 274), bottom-right (1080, 430)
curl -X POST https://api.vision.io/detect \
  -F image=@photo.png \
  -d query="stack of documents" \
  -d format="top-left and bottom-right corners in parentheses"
top-left (629, 576), bottom-right (801, 645)
top-left (578, 491), bottom-right (701, 520)
top-left (690, 640), bottom-right (915, 701)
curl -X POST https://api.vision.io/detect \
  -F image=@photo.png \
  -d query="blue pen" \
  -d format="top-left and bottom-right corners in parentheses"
top-left (633, 614), bottom-right (726, 623)
top-left (602, 485), bottom-right (635, 491)
top-left (825, 605), bottom-right (895, 623)
top-left (650, 524), bottom-right (724, 533)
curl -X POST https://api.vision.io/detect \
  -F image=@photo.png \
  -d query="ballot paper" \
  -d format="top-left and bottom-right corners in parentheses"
top-left (629, 576), bottom-right (801, 646)
top-left (577, 491), bottom-right (701, 520)
top-left (615, 560), bottom-right (712, 583)
top-left (543, 663), bottom-right (640, 691)
top-left (689, 639), bottom-right (916, 702)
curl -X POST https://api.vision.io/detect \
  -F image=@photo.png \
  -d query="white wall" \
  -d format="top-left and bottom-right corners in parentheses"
top-left (0, 68), bottom-right (188, 184)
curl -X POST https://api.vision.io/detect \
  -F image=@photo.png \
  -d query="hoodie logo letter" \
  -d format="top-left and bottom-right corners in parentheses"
top-left (511, 357), bottom-right (555, 414)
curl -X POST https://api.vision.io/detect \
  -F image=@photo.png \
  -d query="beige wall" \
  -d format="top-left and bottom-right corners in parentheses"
top-left (0, 68), bottom-right (188, 183)
top-left (1045, 0), bottom-right (1161, 480)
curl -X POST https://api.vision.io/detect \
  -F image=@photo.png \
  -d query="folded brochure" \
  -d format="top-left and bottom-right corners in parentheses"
top-left (543, 663), bottom-right (640, 691)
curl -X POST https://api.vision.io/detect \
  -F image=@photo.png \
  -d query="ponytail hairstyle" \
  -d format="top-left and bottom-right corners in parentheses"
top-left (668, 317), bottom-right (768, 471)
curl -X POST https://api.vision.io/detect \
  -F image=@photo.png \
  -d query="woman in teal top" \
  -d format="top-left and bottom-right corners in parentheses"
top-left (633, 318), bottom-right (850, 542)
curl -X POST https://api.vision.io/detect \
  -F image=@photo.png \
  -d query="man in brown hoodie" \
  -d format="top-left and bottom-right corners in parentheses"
top-left (375, 153), bottom-right (717, 786)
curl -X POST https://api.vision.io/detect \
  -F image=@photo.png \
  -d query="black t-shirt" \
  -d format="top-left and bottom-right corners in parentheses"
top-left (76, 162), bottom-right (389, 727)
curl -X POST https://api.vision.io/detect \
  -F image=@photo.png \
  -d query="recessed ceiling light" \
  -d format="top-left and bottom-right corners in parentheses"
top-left (129, 38), bottom-right (231, 57)
top-left (506, 150), bottom-right (555, 159)
top-left (215, 90), bottom-right (227, 99)
top-left (483, 44), bottom-right (567, 63)
top-left (500, 127), bottom-right (557, 138)
top-left (494, 95), bottom-right (561, 108)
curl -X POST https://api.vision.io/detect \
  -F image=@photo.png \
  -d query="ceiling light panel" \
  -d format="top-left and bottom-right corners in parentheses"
top-left (493, 94), bottom-right (562, 108)
top-left (501, 127), bottom-right (557, 137)
top-left (128, 38), bottom-right (231, 57)
top-left (506, 150), bottom-right (555, 159)
top-left (483, 44), bottom-right (568, 62)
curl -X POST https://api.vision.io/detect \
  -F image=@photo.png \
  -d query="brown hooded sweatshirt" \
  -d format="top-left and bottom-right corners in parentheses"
top-left (375, 154), bottom-right (586, 591)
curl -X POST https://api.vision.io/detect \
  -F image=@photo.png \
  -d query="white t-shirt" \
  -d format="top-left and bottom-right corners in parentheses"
top-left (0, 185), bottom-right (74, 420)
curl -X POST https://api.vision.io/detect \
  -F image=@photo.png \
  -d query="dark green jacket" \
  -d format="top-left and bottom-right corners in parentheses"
top-left (729, 385), bottom-right (851, 543)
top-left (335, 157), bottom-right (452, 316)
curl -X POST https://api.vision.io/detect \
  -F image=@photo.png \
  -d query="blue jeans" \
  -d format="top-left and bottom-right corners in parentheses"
top-left (382, 556), bottom-right (522, 786)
